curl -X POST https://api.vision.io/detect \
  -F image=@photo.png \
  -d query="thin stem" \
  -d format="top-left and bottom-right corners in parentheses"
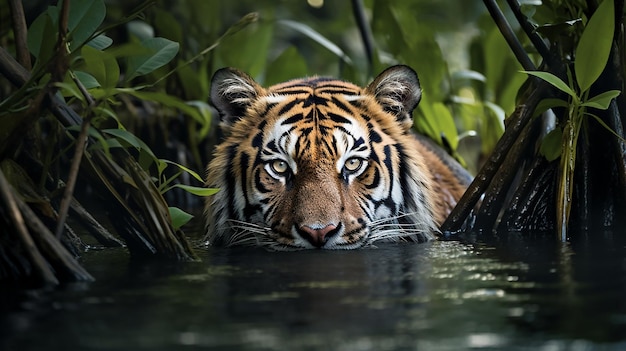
top-left (506, 0), bottom-right (552, 65)
top-left (55, 74), bottom-right (95, 239)
top-left (351, 0), bottom-right (375, 73)
top-left (8, 0), bottom-right (31, 70)
top-left (483, 0), bottom-right (536, 71)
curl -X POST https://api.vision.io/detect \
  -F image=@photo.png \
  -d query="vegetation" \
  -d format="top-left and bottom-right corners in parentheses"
top-left (442, 0), bottom-right (626, 240)
top-left (0, 0), bottom-right (623, 286)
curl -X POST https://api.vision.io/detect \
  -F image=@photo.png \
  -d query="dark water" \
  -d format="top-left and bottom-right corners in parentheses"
top-left (2, 233), bottom-right (626, 350)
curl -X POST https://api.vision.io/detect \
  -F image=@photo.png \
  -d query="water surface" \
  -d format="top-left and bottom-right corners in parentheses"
top-left (2, 234), bottom-right (626, 350)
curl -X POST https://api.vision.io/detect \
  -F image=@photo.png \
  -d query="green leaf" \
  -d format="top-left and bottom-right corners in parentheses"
top-left (540, 128), bottom-right (563, 161)
top-left (265, 46), bottom-right (308, 86)
top-left (522, 71), bottom-right (577, 99)
top-left (119, 89), bottom-right (206, 125)
top-left (66, 0), bottom-right (106, 51)
top-left (216, 18), bottom-right (273, 78)
top-left (168, 207), bottom-right (194, 230)
top-left (451, 70), bottom-right (486, 83)
top-left (416, 96), bottom-right (459, 151)
top-left (161, 160), bottom-right (204, 183)
top-left (87, 34), bottom-right (113, 50)
top-left (575, 0), bottom-right (615, 93)
top-left (81, 46), bottom-right (119, 89)
top-left (532, 98), bottom-right (569, 118)
top-left (586, 112), bottom-right (626, 143)
top-left (278, 20), bottom-right (351, 64)
top-left (102, 128), bottom-right (158, 163)
top-left (185, 101), bottom-right (213, 139)
top-left (581, 90), bottom-right (621, 110)
top-left (74, 71), bottom-right (100, 89)
top-left (125, 37), bottom-right (180, 81)
top-left (152, 8), bottom-right (183, 44)
top-left (55, 82), bottom-right (84, 100)
top-left (173, 184), bottom-right (220, 197)
top-left (27, 9), bottom-right (57, 62)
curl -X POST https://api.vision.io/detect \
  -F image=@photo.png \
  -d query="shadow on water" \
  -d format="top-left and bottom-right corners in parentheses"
top-left (2, 232), bottom-right (626, 350)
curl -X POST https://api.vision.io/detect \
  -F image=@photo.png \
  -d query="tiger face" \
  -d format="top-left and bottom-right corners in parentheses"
top-left (205, 65), bottom-right (470, 250)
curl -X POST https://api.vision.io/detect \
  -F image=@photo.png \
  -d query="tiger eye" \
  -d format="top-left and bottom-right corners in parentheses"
top-left (271, 160), bottom-right (289, 174)
top-left (344, 158), bottom-right (363, 172)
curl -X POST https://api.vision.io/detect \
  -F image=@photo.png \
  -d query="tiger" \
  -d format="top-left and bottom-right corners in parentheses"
top-left (204, 65), bottom-right (472, 250)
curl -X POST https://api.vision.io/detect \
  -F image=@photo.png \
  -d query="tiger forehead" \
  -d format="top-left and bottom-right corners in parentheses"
top-left (257, 80), bottom-right (372, 162)
top-left (260, 77), bottom-right (368, 124)
top-left (268, 76), bottom-right (363, 95)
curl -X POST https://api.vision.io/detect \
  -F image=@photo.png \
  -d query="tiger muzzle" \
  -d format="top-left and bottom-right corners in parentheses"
top-left (297, 223), bottom-right (341, 248)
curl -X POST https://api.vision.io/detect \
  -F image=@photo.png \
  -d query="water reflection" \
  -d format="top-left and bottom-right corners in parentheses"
top-left (2, 235), bottom-right (626, 350)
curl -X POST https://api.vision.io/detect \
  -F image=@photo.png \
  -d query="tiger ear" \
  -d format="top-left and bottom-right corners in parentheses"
top-left (366, 65), bottom-right (422, 130)
top-left (210, 67), bottom-right (263, 129)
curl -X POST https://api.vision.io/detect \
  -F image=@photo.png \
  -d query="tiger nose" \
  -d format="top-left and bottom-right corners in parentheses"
top-left (299, 224), bottom-right (337, 248)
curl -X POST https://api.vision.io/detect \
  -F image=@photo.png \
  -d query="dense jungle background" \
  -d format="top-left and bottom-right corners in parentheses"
top-left (1, 0), bottom-right (625, 286)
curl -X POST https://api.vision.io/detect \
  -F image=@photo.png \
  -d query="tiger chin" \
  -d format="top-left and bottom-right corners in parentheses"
top-left (204, 65), bottom-right (472, 250)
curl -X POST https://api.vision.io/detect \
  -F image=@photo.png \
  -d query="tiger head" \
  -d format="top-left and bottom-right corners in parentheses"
top-left (205, 65), bottom-right (440, 250)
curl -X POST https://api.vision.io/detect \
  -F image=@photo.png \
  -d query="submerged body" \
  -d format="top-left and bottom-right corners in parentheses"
top-left (205, 65), bottom-right (471, 250)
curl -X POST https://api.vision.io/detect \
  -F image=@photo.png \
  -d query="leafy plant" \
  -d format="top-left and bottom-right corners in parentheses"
top-left (524, 0), bottom-right (620, 239)
top-left (25, 0), bottom-right (221, 229)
